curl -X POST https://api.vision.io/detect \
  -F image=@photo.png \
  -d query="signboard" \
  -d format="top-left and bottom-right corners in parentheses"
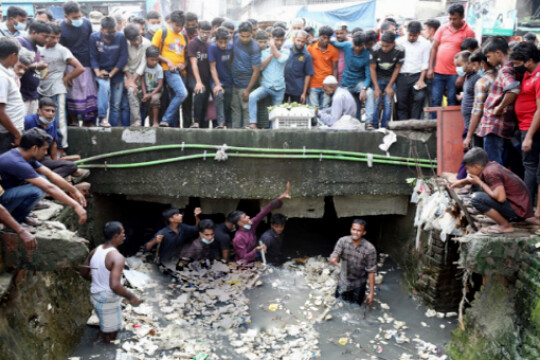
top-left (466, 0), bottom-right (517, 36)
top-left (296, 0), bottom-right (376, 33)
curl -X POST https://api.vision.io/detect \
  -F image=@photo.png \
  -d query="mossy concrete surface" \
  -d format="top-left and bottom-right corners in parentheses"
top-left (0, 269), bottom-right (92, 360)
top-left (0, 206), bottom-right (92, 359)
top-left (448, 232), bottom-right (540, 359)
top-left (67, 127), bottom-right (436, 201)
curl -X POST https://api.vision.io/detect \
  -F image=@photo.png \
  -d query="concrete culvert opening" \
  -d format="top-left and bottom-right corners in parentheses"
top-left (89, 194), bottom-right (409, 263)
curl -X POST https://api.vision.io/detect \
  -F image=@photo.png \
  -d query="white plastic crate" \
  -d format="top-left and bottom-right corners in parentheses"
top-left (271, 116), bottom-right (312, 129)
top-left (269, 107), bottom-right (315, 129)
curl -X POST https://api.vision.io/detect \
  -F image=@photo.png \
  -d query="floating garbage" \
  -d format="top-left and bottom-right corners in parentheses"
top-left (268, 303), bottom-right (279, 312)
top-left (338, 337), bottom-right (349, 345)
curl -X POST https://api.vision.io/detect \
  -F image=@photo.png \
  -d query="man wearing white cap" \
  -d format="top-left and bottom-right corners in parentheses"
top-left (316, 75), bottom-right (356, 126)
top-left (334, 22), bottom-right (349, 84)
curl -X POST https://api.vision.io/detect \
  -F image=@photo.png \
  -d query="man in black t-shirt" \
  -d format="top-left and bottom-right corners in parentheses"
top-left (367, 31), bottom-right (405, 129)
top-left (187, 21), bottom-right (212, 128)
top-left (214, 211), bottom-right (238, 261)
top-left (144, 207), bottom-right (201, 269)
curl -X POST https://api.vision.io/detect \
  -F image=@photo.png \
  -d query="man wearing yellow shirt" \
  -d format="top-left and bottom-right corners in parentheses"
top-left (152, 10), bottom-right (188, 127)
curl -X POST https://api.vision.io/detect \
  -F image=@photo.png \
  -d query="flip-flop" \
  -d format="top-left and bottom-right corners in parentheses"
top-left (480, 225), bottom-right (514, 235)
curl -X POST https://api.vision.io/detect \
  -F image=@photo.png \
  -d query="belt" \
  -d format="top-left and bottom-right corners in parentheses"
top-left (400, 72), bottom-right (421, 76)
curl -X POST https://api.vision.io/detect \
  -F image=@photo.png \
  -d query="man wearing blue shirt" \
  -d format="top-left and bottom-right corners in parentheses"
top-left (0, 128), bottom-right (87, 225)
top-left (231, 22), bottom-right (261, 128)
top-left (209, 27), bottom-right (233, 128)
top-left (248, 28), bottom-right (290, 128)
top-left (284, 30), bottom-right (314, 104)
top-left (331, 32), bottom-right (372, 121)
top-left (24, 97), bottom-right (87, 180)
top-left (89, 16), bottom-right (128, 127)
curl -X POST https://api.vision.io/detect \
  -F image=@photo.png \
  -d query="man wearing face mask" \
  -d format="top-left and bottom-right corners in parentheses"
top-left (89, 16), bottom-right (128, 127)
top-left (179, 219), bottom-right (221, 264)
top-left (60, 1), bottom-right (98, 127)
top-left (0, 128), bottom-right (87, 226)
top-left (187, 21), bottom-right (212, 128)
top-left (24, 97), bottom-right (90, 186)
top-left (232, 182), bottom-right (291, 264)
top-left (0, 6), bottom-right (27, 38)
top-left (145, 11), bottom-right (162, 41)
top-left (151, 10), bottom-right (189, 127)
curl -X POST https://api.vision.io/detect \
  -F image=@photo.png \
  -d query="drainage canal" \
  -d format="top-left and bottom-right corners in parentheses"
top-left (69, 193), bottom-right (459, 359)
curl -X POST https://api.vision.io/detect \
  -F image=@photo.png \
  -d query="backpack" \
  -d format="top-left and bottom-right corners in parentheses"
top-left (158, 26), bottom-right (189, 54)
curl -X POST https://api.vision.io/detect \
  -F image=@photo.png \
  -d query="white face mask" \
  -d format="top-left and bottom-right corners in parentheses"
top-left (201, 237), bottom-right (214, 245)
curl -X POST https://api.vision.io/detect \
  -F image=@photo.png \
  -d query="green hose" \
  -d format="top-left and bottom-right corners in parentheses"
top-left (75, 143), bottom-right (436, 166)
top-left (77, 152), bottom-right (436, 169)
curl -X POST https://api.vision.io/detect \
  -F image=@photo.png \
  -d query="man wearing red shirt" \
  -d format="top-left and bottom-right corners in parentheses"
top-left (512, 42), bottom-right (540, 220)
top-left (428, 4), bottom-right (475, 109)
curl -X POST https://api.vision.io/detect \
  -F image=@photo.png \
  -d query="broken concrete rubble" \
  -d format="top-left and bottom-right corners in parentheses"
top-left (91, 252), bottom-right (452, 360)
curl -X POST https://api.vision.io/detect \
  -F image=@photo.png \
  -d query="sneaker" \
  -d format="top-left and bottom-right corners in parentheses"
top-left (72, 168), bottom-right (91, 184)
top-left (190, 123), bottom-right (200, 128)
top-left (131, 120), bottom-right (142, 127)
top-left (159, 121), bottom-right (169, 127)
top-left (99, 120), bottom-right (111, 127)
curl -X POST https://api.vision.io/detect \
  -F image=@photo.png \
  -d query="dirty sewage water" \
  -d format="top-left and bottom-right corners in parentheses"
top-left (72, 256), bottom-right (456, 360)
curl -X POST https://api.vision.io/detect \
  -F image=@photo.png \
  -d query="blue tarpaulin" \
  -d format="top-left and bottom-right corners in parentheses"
top-left (296, 1), bottom-right (376, 31)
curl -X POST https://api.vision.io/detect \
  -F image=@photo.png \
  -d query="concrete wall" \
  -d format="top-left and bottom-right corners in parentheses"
top-left (68, 128), bottom-right (436, 211)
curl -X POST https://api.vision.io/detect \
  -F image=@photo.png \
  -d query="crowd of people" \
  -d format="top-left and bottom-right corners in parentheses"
top-left (2, 0), bottom-right (540, 341)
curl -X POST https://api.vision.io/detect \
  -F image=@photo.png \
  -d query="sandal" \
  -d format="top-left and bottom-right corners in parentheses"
top-left (365, 123), bottom-right (375, 131)
top-left (99, 120), bottom-right (111, 127)
top-left (24, 217), bottom-right (41, 227)
top-left (131, 120), bottom-right (142, 127)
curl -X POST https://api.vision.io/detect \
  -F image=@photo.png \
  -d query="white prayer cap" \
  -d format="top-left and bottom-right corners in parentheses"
top-left (334, 21), bottom-right (348, 31)
top-left (322, 75), bottom-right (339, 85)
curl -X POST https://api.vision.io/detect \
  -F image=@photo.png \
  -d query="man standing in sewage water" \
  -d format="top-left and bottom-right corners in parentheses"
top-left (330, 219), bottom-right (377, 306)
top-left (81, 222), bottom-right (142, 342)
top-left (232, 182), bottom-right (291, 264)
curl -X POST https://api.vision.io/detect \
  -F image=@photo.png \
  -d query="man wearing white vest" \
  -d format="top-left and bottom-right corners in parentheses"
top-left (81, 221), bottom-right (142, 342)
